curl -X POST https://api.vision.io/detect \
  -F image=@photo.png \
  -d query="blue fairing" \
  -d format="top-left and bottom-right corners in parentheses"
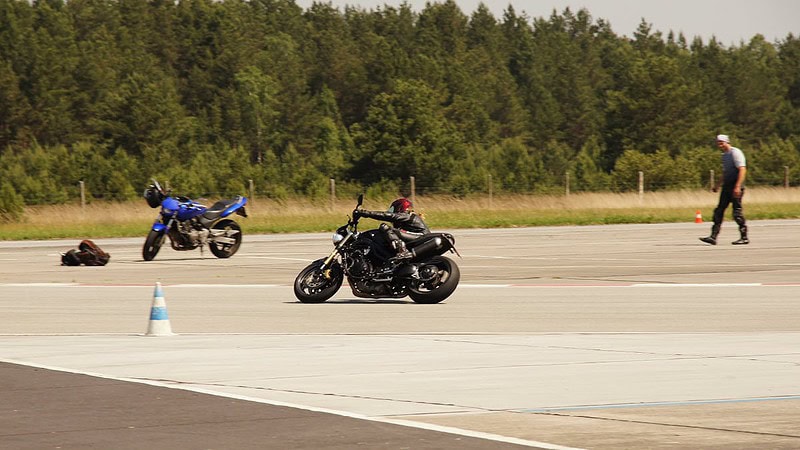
top-left (176, 202), bottom-right (206, 221)
top-left (160, 197), bottom-right (180, 219)
top-left (160, 196), bottom-right (207, 222)
top-left (221, 196), bottom-right (248, 217)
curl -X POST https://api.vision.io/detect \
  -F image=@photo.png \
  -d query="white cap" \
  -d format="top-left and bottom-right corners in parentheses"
top-left (716, 134), bottom-right (730, 143)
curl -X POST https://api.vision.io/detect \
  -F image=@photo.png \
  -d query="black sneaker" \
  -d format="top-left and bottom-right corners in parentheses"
top-left (732, 238), bottom-right (749, 245)
top-left (699, 236), bottom-right (717, 245)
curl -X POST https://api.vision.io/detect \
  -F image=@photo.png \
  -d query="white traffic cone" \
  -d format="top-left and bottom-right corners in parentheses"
top-left (146, 282), bottom-right (175, 336)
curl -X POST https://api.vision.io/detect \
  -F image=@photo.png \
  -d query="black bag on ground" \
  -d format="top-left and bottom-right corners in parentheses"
top-left (61, 249), bottom-right (83, 266)
top-left (60, 240), bottom-right (110, 266)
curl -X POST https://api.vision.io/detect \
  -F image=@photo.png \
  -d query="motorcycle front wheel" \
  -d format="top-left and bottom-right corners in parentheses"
top-left (142, 229), bottom-right (166, 261)
top-left (209, 219), bottom-right (242, 258)
top-left (294, 258), bottom-right (344, 303)
top-left (408, 256), bottom-right (460, 304)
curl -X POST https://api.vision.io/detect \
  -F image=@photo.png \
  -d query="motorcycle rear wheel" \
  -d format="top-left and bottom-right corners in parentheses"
top-left (209, 219), bottom-right (242, 258)
top-left (142, 229), bottom-right (166, 261)
top-left (408, 256), bottom-right (460, 304)
top-left (294, 259), bottom-right (343, 303)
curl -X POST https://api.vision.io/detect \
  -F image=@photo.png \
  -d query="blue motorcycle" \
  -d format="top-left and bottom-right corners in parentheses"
top-left (142, 179), bottom-right (248, 261)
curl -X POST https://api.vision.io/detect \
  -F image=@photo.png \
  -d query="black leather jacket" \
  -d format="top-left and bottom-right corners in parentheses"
top-left (356, 209), bottom-right (430, 235)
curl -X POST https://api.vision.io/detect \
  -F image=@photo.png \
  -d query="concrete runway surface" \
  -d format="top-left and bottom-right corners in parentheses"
top-left (1, 220), bottom-right (800, 449)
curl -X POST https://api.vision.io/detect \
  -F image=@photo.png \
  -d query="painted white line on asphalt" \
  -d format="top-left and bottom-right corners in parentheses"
top-left (521, 395), bottom-right (800, 412)
top-left (630, 283), bottom-right (763, 287)
top-left (170, 284), bottom-right (283, 288)
top-left (0, 358), bottom-right (584, 450)
top-left (2, 282), bottom-right (799, 288)
top-left (461, 284), bottom-right (512, 288)
top-left (0, 283), bottom-right (284, 288)
top-left (242, 256), bottom-right (314, 261)
top-left (509, 284), bottom-right (632, 287)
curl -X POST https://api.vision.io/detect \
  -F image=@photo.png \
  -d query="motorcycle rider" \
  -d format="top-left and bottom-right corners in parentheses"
top-left (353, 197), bottom-right (430, 261)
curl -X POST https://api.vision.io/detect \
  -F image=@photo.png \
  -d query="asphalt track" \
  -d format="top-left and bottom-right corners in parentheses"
top-left (2, 220), bottom-right (800, 449)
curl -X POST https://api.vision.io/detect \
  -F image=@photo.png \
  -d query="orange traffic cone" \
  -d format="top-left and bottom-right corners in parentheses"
top-left (694, 210), bottom-right (703, 223)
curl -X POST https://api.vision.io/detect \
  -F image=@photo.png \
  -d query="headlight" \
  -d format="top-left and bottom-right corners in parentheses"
top-left (332, 233), bottom-right (344, 244)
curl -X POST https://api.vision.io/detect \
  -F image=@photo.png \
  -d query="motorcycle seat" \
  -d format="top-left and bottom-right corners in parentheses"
top-left (201, 196), bottom-right (243, 221)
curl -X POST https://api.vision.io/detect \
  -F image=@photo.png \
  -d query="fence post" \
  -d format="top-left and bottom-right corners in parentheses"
top-left (248, 179), bottom-right (255, 205)
top-left (785, 166), bottom-right (790, 188)
top-left (565, 172), bottom-right (570, 197)
top-left (638, 171), bottom-right (644, 204)
top-left (709, 170), bottom-right (715, 190)
top-left (410, 176), bottom-right (416, 206)
top-left (79, 181), bottom-right (86, 209)
top-left (330, 178), bottom-right (336, 211)
top-left (488, 174), bottom-right (493, 208)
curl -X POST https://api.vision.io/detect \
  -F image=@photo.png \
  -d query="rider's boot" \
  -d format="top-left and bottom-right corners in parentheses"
top-left (699, 236), bottom-right (717, 245)
top-left (732, 226), bottom-right (749, 245)
top-left (390, 241), bottom-right (413, 261)
top-left (699, 224), bottom-right (719, 245)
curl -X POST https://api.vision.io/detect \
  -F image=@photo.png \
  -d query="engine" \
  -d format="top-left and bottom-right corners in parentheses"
top-left (170, 220), bottom-right (209, 249)
top-left (344, 249), bottom-right (374, 280)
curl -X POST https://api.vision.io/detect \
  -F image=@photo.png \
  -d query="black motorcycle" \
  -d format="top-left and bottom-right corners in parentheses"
top-left (294, 194), bottom-right (461, 304)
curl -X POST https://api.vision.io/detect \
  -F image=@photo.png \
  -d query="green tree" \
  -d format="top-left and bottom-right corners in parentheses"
top-left (95, 68), bottom-right (189, 156)
top-left (234, 66), bottom-right (279, 163)
top-left (351, 79), bottom-right (464, 191)
top-left (726, 36), bottom-right (788, 141)
top-left (612, 148), bottom-right (696, 191)
top-left (747, 137), bottom-right (800, 186)
top-left (527, 8), bottom-right (608, 150)
top-left (0, 144), bottom-right (68, 204)
top-left (776, 34), bottom-right (800, 136)
top-left (573, 135), bottom-right (612, 191)
top-left (26, 0), bottom-right (81, 145)
top-left (606, 52), bottom-right (709, 155)
top-left (0, 60), bottom-right (32, 148)
top-left (486, 137), bottom-right (543, 192)
top-left (0, 180), bottom-right (25, 222)
top-left (449, 6), bottom-right (529, 143)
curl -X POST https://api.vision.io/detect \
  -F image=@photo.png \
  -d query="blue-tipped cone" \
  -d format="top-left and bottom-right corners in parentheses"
top-left (146, 282), bottom-right (174, 336)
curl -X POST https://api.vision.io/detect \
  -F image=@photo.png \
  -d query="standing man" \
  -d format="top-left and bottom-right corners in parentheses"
top-left (700, 134), bottom-right (749, 245)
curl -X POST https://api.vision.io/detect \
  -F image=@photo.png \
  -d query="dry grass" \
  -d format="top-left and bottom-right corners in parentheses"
top-left (23, 202), bottom-right (156, 227)
top-left (3, 187), bottom-right (800, 240)
top-left (413, 187), bottom-right (800, 211)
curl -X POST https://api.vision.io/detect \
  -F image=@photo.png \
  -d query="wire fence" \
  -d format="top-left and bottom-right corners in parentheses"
top-left (36, 166), bottom-right (796, 209)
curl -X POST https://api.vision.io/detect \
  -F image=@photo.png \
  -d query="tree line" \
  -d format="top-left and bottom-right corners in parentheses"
top-left (1, 0), bottom-right (799, 220)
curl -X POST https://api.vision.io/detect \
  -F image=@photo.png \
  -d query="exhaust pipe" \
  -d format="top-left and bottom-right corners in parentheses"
top-left (410, 237), bottom-right (442, 260)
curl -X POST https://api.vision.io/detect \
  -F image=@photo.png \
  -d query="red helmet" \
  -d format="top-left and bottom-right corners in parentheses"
top-left (389, 198), bottom-right (412, 213)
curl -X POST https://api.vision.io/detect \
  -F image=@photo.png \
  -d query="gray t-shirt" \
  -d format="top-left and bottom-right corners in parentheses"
top-left (722, 146), bottom-right (746, 186)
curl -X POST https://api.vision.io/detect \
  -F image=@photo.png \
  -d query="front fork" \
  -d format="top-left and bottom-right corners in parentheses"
top-left (319, 248), bottom-right (341, 279)
top-left (150, 218), bottom-right (173, 251)
top-left (319, 233), bottom-right (352, 278)
top-left (152, 217), bottom-right (173, 233)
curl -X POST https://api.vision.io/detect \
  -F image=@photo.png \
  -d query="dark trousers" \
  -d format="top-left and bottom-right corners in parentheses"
top-left (711, 186), bottom-right (747, 238)
top-left (379, 223), bottom-right (405, 252)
